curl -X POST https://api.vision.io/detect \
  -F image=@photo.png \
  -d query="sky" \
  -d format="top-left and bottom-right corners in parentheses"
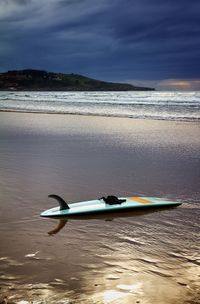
top-left (1, 0), bottom-right (200, 90)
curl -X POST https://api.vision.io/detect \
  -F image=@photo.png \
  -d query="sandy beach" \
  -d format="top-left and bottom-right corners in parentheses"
top-left (0, 112), bottom-right (199, 304)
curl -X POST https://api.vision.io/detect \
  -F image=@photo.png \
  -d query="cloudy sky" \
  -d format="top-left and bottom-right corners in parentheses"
top-left (1, 0), bottom-right (200, 90)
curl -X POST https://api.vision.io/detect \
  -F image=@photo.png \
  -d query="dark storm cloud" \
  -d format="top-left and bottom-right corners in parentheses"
top-left (1, 0), bottom-right (30, 5)
top-left (110, 1), bottom-right (199, 40)
top-left (0, 0), bottom-right (200, 88)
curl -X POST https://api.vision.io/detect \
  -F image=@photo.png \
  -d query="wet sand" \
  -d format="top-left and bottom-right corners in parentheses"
top-left (0, 112), bottom-right (199, 304)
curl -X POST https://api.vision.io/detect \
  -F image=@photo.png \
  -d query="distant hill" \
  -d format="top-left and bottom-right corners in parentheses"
top-left (0, 69), bottom-right (155, 91)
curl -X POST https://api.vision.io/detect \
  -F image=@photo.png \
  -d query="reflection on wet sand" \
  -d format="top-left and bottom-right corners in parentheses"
top-left (1, 204), bottom-right (200, 304)
top-left (0, 113), bottom-right (200, 304)
top-left (0, 252), bottom-right (196, 304)
top-left (45, 206), bottom-right (179, 235)
top-left (48, 220), bottom-right (67, 236)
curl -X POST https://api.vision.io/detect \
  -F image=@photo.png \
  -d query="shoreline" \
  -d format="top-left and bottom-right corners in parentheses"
top-left (0, 108), bottom-right (199, 123)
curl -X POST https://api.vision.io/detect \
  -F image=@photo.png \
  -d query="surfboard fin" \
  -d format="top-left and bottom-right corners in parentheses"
top-left (48, 194), bottom-right (70, 210)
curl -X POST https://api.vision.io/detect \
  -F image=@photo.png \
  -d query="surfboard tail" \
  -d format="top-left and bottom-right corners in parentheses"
top-left (48, 194), bottom-right (70, 210)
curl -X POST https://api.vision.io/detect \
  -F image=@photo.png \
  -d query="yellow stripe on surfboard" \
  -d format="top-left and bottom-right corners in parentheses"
top-left (129, 197), bottom-right (152, 204)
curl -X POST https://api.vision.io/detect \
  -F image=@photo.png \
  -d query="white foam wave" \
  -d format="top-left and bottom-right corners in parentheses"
top-left (0, 91), bottom-right (200, 121)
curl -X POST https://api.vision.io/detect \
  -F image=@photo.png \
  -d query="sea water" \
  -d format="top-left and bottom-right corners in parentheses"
top-left (0, 91), bottom-right (200, 121)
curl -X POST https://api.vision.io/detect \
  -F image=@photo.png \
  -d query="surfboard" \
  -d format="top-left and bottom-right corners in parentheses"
top-left (40, 195), bottom-right (182, 218)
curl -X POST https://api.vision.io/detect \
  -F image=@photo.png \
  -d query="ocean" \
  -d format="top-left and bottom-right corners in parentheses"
top-left (0, 90), bottom-right (200, 121)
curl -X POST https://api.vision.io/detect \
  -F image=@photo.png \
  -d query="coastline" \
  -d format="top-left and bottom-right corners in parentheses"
top-left (1, 90), bottom-right (199, 122)
top-left (0, 108), bottom-right (200, 123)
top-left (0, 111), bottom-right (199, 303)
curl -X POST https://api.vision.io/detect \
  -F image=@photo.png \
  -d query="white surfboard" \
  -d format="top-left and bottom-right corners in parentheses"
top-left (40, 194), bottom-right (182, 219)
